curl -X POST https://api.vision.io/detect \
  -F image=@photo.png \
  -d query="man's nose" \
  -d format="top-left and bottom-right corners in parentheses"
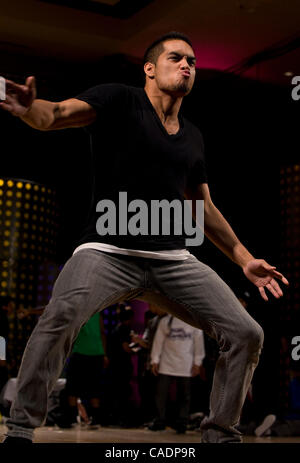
top-left (180, 57), bottom-right (190, 69)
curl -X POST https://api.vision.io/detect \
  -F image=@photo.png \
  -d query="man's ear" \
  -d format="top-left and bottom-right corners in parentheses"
top-left (144, 62), bottom-right (155, 80)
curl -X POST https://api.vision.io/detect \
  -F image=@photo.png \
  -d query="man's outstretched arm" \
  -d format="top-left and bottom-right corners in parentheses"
top-left (184, 183), bottom-right (289, 301)
top-left (0, 76), bottom-right (96, 130)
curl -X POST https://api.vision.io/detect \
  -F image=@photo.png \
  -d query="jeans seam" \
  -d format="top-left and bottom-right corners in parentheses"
top-left (86, 286), bottom-right (145, 313)
top-left (155, 288), bottom-right (215, 339)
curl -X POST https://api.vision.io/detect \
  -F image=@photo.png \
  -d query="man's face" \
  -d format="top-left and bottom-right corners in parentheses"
top-left (151, 39), bottom-right (196, 96)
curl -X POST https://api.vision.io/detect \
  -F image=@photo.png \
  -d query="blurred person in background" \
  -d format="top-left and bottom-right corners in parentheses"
top-left (130, 304), bottom-right (167, 425)
top-left (149, 314), bottom-right (205, 434)
top-left (57, 311), bottom-right (109, 429)
top-left (0, 297), bottom-right (15, 396)
top-left (107, 305), bottom-right (136, 427)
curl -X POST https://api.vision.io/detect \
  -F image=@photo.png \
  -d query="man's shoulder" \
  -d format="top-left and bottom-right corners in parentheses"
top-left (75, 83), bottom-right (143, 111)
top-left (80, 82), bottom-right (142, 97)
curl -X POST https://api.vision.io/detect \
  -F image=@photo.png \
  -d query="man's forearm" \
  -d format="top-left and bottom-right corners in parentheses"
top-left (204, 202), bottom-right (254, 268)
top-left (20, 99), bottom-right (59, 131)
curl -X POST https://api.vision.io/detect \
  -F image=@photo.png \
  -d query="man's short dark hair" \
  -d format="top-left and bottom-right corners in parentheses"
top-left (143, 31), bottom-right (193, 65)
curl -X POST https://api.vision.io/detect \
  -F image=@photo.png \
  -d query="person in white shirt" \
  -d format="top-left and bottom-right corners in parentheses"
top-left (149, 314), bottom-right (205, 433)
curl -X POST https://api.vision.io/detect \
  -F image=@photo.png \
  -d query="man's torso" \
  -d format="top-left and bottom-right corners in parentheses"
top-left (74, 84), bottom-right (207, 252)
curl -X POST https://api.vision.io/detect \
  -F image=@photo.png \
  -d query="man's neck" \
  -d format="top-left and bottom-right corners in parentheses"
top-left (144, 86), bottom-right (183, 125)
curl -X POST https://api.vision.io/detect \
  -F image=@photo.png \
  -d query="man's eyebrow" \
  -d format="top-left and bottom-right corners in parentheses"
top-left (167, 51), bottom-right (196, 61)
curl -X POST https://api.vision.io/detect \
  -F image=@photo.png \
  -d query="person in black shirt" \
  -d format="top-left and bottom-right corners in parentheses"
top-left (131, 304), bottom-right (167, 425)
top-left (108, 306), bottom-right (135, 426)
top-left (0, 31), bottom-right (288, 444)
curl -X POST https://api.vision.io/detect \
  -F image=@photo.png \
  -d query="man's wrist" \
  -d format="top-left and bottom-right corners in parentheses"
top-left (232, 244), bottom-right (255, 269)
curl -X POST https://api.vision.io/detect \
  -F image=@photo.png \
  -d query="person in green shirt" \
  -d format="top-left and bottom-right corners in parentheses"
top-left (58, 312), bottom-right (109, 429)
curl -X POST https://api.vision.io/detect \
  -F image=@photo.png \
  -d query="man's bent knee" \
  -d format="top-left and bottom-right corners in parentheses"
top-left (241, 323), bottom-right (264, 353)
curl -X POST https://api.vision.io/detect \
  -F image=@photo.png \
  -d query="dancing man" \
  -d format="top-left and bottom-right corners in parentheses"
top-left (0, 31), bottom-right (288, 443)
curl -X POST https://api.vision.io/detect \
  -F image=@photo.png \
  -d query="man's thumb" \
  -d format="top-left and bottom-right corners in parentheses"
top-left (25, 76), bottom-right (36, 90)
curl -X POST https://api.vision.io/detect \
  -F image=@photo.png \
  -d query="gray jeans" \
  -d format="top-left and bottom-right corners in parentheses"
top-left (6, 249), bottom-right (264, 441)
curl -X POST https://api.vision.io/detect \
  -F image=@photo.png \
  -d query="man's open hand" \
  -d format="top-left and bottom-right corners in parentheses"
top-left (0, 76), bottom-right (36, 116)
top-left (243, 259), bottom-right (289, 301)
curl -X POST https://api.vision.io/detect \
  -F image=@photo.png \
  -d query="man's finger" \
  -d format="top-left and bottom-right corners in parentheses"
top-left (261, 263), bottom-right (287, 280)
top-left (272, 272), bottom-right (289, 285)
top-left (0, 93), bottom-right (17, 109)
top-left (262, 263), bottom-right (276, 271)
top-left (3, 94), bottom-right (14, 104)
top-left (5, 80), bottom-right (24, 92)
top-left (267, 269), bottom-right (289, 285)
top-left (266, 283), bottom-right (280, 299)
top-left (258, 286), bottom-right (268, 301)
top-left (280, 276), bottom-right (289, 285)
top-left (5, 79), bottom-right (18, 87)
top-left (0, 101), bottom-right (10, 111)
top-left (0, 101), bottom-right (13, 112)
top-left (270, 279), bottom-right (283, 296)
top-left (5, 80), bottom-right (31, 97)
top-left (25, 76), bottom-right (35, 89)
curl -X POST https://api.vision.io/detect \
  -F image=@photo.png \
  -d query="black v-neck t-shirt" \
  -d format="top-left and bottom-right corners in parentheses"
top-left (75, 83), bottom-right (207, 251)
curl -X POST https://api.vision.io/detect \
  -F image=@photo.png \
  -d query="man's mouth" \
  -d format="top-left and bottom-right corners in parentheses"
top-left (181, 71), bottom-right (190, 78)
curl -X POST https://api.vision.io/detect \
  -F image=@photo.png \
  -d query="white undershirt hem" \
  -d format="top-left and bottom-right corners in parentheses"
top-left (73, 242), bottom-right (191, 261)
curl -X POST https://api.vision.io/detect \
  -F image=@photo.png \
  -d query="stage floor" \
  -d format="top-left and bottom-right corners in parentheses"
top-left (1, 424), bottom-right (300, 443)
